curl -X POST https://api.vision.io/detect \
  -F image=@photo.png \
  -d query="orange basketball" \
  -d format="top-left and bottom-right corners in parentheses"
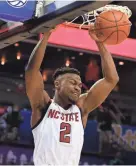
top-left (94, 10), bottom-right (131, 45)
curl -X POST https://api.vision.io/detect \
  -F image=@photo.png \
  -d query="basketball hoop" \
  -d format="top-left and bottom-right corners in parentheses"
top-left (63, 5), bottom-right (132, 30)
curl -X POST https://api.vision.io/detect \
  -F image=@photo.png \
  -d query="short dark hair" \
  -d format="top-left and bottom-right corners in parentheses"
top-left (53, 67), bottom-right (80, 81)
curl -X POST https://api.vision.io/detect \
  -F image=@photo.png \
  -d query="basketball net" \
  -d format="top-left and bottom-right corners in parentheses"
top-left (63, 5), bottom-right (132, 30)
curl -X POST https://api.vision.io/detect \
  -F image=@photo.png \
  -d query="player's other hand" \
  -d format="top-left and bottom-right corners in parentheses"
top-left (88, 23), bottom-right (102, 42)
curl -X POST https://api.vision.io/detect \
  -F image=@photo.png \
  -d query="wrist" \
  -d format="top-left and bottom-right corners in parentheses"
top-left (41, 34), bottom-right (50, 43)
top-left (43, 30), bottom-right (52, 39)
top-left (43, 33), bottom-right (51, 39)
top-left (96, 41), bottom-right (104, 46)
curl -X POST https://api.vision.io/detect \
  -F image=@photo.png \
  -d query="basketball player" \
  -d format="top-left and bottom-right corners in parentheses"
top-left (25, 25), bottom-right (119, 165)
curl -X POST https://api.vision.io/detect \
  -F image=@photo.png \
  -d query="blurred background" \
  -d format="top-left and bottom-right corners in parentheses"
top-left (1, 1), bottom-right (136, 165)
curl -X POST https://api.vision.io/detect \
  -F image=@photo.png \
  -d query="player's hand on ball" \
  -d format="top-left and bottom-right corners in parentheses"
top-left (88, 23), bottom-right (102, 42)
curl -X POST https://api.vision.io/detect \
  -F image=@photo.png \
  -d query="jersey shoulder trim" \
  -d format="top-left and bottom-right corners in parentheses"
top-left (31, 100), bottom-right (51, 130)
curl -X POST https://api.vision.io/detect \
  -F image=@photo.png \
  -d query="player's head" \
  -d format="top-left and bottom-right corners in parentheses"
top-left (53, 67), bottom-right (82, 104)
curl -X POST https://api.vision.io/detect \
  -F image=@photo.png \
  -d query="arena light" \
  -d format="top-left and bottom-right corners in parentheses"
top-left (7, 89), bottom-right (11, 92)
top-left (20, 74), bottom-right (23, 78)
top-left (79, 52), bottom-right (83, 56)
top-left (65, 59), bottom-right (70, 67)
top-left (1, 56), bottom-right (6, 65)
top-left (43, 73), bottom-right (47, 82)
top-left (42, 70), bottom-right (47, 82)
top-left (57, 48), bottom-right (61, 52)
top-left (14, 43), bottom-right (19, 47)
top-left (71, 56), bottom-right (75, 60)
top-left (1, 61), bottom-right (5, 65)
top-left (119, 61), bottom-right (124, 65)
top-left (16, 51), bottom-right (21, 60)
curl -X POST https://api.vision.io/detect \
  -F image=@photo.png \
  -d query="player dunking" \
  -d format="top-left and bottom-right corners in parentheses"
top-left (25, 24), bottom-right (119, 165)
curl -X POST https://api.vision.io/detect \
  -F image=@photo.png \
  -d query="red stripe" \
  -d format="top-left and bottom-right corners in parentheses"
top-left (48, 24), bottom-right (136, 60)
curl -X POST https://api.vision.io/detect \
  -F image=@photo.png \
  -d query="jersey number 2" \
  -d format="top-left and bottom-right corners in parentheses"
top-left (60, 122), bottom-right (71, 143)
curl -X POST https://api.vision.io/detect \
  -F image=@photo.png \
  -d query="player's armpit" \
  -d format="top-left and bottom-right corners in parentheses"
top-left (25, 70), bottom-right (50, 111)
top-left (78, 78), bottom-right (118, 114)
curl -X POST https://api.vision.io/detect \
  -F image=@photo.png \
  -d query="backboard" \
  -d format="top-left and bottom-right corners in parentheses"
top-left (0, 0), bottom-right (111, 49)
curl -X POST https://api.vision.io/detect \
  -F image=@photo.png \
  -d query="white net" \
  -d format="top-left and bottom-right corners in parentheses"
top-left (88, 5), bottom-right (132, 18)
top-left (66, 5), bottom-right (132, 29)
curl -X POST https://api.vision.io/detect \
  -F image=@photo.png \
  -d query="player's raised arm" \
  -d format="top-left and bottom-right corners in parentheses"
top-left (78, 25), bottom-right (119, 115)
top-left (25, 30), bottom-right (52, 111)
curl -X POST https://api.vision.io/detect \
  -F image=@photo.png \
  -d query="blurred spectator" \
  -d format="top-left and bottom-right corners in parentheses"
top-left (20, 154), bottom-right (28, 165)
top-left (0, 115), bottom-right (7, 141)
top-left (109, 151), bottom-right (124, 165)
top-left (4, 105), bottom-right (23, 142)
top-left (7, 106), bottom-right (13, 113)
top-left (6, 150), bottom-right (17, 165)
top-left (97, 99), bottom-right (125, 153)
top-left (97, 100), bottom-right (131, 154)
top-left (97, 106), bottom-right (113, 153)
top-left (109, 100), bottom-right (125, 124)
top-left (6, 127), bottom-right (19, 142)
top-left (0, 154), bottom-right (4, 164)
top-left (0, 107), bottom-right (5, 115)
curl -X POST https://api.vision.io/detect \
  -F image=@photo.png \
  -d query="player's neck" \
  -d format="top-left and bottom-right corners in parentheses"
top-left (53, 95), bottom-right (71, 110)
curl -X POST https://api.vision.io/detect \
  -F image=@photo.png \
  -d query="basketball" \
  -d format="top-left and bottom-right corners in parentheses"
top-left (94, 10), bottom-right (131, 45)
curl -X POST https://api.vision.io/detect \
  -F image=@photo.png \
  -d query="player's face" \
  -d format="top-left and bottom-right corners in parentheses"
top-left (58, 74), bottom-right (82, 103)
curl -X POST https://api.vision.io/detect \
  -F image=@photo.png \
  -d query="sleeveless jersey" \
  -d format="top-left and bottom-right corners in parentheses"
top-left (32, 100), bottom-right (84, 165)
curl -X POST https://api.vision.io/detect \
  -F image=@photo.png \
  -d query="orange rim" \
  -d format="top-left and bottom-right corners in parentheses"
top-left (62, 22), bottom-right (90, 30)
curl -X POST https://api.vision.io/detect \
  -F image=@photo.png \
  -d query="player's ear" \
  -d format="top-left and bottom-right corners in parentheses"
top-left (54, 80), bottom-right (60, 90)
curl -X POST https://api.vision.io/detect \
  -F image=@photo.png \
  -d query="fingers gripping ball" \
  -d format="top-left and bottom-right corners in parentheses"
top-left (94, 10), bottom-right (131, 45)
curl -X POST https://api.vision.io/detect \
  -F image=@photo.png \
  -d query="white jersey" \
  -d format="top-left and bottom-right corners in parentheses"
top-left (32, 100), bottom-right (84, 165)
